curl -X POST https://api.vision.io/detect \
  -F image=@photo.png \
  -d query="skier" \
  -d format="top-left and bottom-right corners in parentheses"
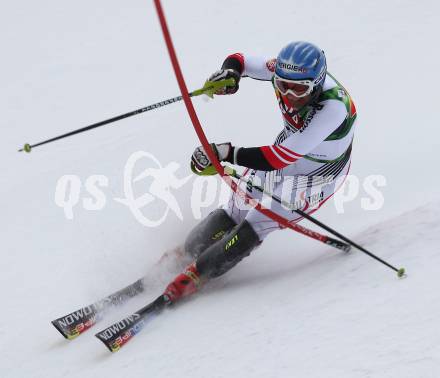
top-left (163, 41), bottom-right (357, 303)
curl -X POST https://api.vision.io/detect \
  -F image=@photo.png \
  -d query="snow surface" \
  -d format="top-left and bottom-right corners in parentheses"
top-left (1, 0), bottom-right (440, 377)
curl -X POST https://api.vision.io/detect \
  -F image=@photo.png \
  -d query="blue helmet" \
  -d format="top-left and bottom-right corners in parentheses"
top-left (275, 41), bottom-right (327, 95)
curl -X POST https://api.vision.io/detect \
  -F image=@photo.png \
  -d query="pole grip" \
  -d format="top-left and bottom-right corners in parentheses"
top-left (191, 78), bottom-right (236, 98)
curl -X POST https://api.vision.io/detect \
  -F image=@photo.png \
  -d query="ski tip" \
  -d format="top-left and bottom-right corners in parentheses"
top-left (51, 316), bottom-right (94, 340)
top-left (51, 320), bottom-right (70, 340)
top-left (95, 331), bottom-right (127, 353)
top-left (397, 267), bottom-right (406, 278)
top-left (95, 333), bottom-right (118, 353)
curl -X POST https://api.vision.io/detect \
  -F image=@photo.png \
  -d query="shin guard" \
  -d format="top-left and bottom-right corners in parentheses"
top-left (184, 208), bottom-right (236, 259)
top-left (196, 220), bottom-right (260, 278)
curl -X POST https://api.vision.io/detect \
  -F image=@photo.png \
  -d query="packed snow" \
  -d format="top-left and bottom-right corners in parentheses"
top-left (1, 0), bottom-right (439, 377)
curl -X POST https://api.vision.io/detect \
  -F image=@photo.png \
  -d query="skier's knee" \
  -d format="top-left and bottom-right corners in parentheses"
top-left (184, 208), bottom-right (236, 259)
top-left (196, 220), bottom-right (260, 278)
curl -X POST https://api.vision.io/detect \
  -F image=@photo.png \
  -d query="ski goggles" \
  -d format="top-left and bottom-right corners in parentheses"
top-left (274, 74), bottom-right (315, 98)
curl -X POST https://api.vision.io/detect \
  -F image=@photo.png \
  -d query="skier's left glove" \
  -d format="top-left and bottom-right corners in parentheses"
top-left (191, 142), bottom-right (233, 175)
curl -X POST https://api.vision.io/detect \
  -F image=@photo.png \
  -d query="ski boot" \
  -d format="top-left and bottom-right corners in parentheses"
top-left (163, 262), bottom-right (203, 304)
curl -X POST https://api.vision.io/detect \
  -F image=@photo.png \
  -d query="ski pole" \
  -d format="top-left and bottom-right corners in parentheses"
top-left (18, 78), bottom-right (235, 153)
top-left (225, 166), bottom-right (405, 278)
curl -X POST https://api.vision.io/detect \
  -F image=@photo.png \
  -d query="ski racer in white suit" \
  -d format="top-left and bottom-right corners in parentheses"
top-left (163, 41), bottom-right (357, 304)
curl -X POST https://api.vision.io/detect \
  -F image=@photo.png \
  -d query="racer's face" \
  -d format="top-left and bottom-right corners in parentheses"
top-left (284, 92), bottom-right (312, 111)
top-left (274, 74), bottom-right (314, 111)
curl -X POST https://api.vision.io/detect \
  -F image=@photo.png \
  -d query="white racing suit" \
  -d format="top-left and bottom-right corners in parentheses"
top-left (223, 54), bottom-right (358, 240)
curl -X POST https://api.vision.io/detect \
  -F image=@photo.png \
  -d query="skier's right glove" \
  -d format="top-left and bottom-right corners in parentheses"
top-left (206, 69), bottom-right (241, 95)
top-left (191, 142), bottom-right (233, 176)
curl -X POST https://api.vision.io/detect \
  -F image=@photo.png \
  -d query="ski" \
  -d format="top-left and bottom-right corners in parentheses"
top-left (95, 294), bottom-right (169, 352)
top-left (51, 248), bottom-right (187, 340)
top-left (51, 277), bottom-right (146, 340)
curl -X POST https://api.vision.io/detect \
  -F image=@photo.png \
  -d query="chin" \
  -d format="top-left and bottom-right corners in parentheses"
top-left (287, 97), bottom-right (306, 107)
top-left (291, 101), bottom-right (305, 109)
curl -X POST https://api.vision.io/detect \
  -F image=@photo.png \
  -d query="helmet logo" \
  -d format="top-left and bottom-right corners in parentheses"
top-left (276, 62), bottom-right (308, 73)
top-left (266, 58), bottom-right (276, 72)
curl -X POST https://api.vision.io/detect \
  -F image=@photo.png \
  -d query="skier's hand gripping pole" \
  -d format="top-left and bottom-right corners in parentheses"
top-left (18, 78), bottom-right (236, 153)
